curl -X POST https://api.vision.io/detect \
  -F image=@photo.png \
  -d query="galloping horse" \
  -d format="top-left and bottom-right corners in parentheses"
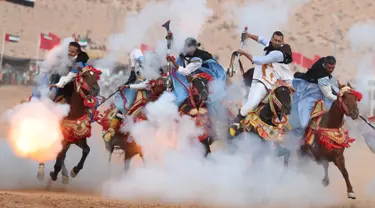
top-left (174, 72), bottom-right (214, 156)
top-left (39, 66), bottom-right (101, 183)
top-left (95, 78), bottom-right (166, 171)
top-left (228, 68), bottom-right (295, 167)
top-left (299, 82), bottom-right (361, 199)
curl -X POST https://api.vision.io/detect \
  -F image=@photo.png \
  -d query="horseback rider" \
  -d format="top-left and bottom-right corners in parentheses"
top-left (49, 42), bottom-right (89, 93)
top-left (103, 49), bottom-right (166, 142)
top-left (166, 37), bottom-right (226, 108)
top-left (122, 48), bottom-right (145, 86)
top-left (231, 31), bottom-right (293, 126)
top-left (31, 42), bottom-right (89, 101)
top-left (289, 56), bottom-right (339, 133)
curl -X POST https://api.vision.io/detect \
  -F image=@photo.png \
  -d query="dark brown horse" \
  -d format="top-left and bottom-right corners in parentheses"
top-left (37, 66), bottom-right (101, 183)
top-left (299, 82), bottom-right (362, 199)
top-left (228, 78), bottom-right (295, 167)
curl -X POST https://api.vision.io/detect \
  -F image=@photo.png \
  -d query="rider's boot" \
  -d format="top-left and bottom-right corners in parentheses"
top-left (229, 112), bottom-right (245, 137)
top-left (103, 117), bottom-right (121, 142)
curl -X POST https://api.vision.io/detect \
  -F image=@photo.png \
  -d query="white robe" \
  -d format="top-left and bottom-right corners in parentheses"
top-left (240, 37), bottom-right (293, 116)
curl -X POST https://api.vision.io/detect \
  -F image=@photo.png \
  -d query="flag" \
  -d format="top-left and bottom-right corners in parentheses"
top-left (292, 52), bottom-right (302, 65)
top-left (78, 38), bottom-right (88, 47)
top-left (39, 32), bottom-right (60, 50)
top-left (5, 0), bottom-right (35, 7)
top-left (48, 32), bottom-right (60, 47)
top-left (4, 33), bottom-right (20, 42)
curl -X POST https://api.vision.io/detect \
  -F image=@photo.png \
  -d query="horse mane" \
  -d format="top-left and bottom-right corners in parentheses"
top-left (58, 81), bottom-right (74, 103)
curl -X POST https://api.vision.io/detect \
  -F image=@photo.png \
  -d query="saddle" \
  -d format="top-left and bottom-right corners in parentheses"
top-left (189, 73), bottom-right (212, 103)
top-left (304, 100), bottom-right (355, 149)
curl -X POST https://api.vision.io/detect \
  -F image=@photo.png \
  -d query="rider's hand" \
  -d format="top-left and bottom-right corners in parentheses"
top-left (236, 49), bottom-right (246, 56)
top-left (118, 85), bottom-right (129, 91)
top-left (166, 55), bottom-right (175, 62)
top-left (49, 84), bottom-right (56, 89)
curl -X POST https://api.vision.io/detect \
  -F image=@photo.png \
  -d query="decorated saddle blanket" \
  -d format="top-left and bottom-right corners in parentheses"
top-left (61, 113), bottom-right (92, 143)
top-left (304, 100), bottom-right (355, 149)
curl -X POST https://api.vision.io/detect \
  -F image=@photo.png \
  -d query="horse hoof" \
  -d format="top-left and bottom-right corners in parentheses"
top-left (70, 167), bottom-right (79, 178)
top-left (229, 127), bottom-right (237, 137)
top-left (322, 178), bottom-right (330, 187)
top-left (37, 165), bottom-right (45, 181)
top-left (62, 176), bottom-right (69, 184)
top-left (347, 192), bottom-right (356, 199)
top-left (50, 172), bottom-right (57, 181)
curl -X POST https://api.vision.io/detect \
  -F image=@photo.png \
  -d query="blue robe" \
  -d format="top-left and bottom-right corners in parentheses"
top-left (289, 77), bottom-right (338, 134)
top-left (114, 87), bottom-right (138, 114)
top-left (170, 57), bottom-right (226, 108)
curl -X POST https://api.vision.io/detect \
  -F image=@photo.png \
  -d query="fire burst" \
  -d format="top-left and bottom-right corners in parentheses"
top-left (6, 99), bottom-right (67, 162)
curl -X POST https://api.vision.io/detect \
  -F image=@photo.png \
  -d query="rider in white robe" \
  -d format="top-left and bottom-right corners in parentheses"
top-left (232, 31), bottom-right (293, 126)
top-left (289, 56), bottom-right (339, 134)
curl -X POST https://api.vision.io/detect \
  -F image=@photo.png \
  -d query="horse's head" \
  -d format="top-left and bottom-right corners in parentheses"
top-left (269, 82), bottom-right (295, 122)
top-left (76, 66), bottom-right (101, 98)
top-left (337, 81), bottom-right (362, 120)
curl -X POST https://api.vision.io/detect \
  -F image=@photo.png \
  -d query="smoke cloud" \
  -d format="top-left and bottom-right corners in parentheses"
top-left (225, 0), bottom-right (309, 53)
top-left (102, 91), bottom-right (337, 207)
top-left (95, 0), bottom-right (213, 71)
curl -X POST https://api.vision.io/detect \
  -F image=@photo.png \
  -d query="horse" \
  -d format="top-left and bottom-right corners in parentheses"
top-left (40, 66), bottom-right (101, 183)
top-left (95, 77), bottom-right (166, 171)
top-left (227, 66), bottom-right (295, 167)
top-left (176, 72), bottom-right (216, 157)
top-left (298, 82), bottom-right (361, 199)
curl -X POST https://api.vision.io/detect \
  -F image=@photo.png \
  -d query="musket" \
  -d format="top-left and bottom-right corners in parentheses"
top-left (233, 26), bottom-right (248, 75)
top-left (359, 114), bottom-right (375, 130)
top-left (162, 20), bottom-right (173, 92)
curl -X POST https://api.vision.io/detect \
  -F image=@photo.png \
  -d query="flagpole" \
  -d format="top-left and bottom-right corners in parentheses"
top-left (36, 34), bottom-right (40, 73)
top-left (0, 33), bottom-right (5, 71)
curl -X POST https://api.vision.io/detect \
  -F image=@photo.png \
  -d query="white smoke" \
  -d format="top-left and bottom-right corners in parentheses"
top-left (102, 92), bottom-right (337, 207)
top-left (32, 37), bottom-right (75, 98)
top-left (348, 21), bottom-right (375, 195)
top-left (225, 0), bottom-right (309, 53)
top-left (39, 37), bottom-right (75, 75)
top-left (95, 0), bottom-right (213, 71)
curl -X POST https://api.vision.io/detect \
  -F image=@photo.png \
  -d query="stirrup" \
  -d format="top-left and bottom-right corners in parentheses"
top-left (103, 128), bottom-right (115, 142)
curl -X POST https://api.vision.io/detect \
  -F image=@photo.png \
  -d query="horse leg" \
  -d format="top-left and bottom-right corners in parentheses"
top-left (71, 138), bottom-right (90, 178)
top-left (201, 137), bottom-right (212, 158)
top-left (321, 160), bottom-right (330, 186)
top-left (61, 161), bottom-right (69, 184)
top-left (333, 154), bottom-right (356, 199)
top-left (50, 142), bottom-right (71, 181)
top-left (275, 143), bottom-right (290, 167)
top-left (37, 162), bottom-right (45, 181)
top-left (123, 139), bottom-right (142, 172)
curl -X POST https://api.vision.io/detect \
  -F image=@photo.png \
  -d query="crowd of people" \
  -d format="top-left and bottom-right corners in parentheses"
top-left (0, 69), bottom-right (36, 86)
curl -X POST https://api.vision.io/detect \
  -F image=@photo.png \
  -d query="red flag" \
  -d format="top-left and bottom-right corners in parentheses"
top-left (301, 56), bottom-right (313, 69)
top-left (292, 52), bottom-right (302, 65)
top-left (49, 32), bottom-right (60, 47)
top-left (39, 33), bottom-right (60, 50)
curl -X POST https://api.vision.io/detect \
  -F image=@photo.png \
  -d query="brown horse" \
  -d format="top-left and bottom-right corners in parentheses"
top-left (299, 82), bottom-right (362, 199)
top-left (38, 66), bottom-right (101, 183)
top-left (96, 77), bottom-right (166, 171)
top-left (96, 72), bottom-right (214, 171)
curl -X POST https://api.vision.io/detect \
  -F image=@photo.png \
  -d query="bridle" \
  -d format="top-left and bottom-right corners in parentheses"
top-left (337, 86), bottom-right (362, 116)
top-left (74, 66), bottom-right (101, 110)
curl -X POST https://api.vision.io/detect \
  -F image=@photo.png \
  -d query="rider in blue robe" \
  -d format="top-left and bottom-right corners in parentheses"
top-left (289, 56), bottom-right (339, 135)
top-left (114, 49), bottom-right (145, 114)
top-left (167, 37), bottom-right (226, 110)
